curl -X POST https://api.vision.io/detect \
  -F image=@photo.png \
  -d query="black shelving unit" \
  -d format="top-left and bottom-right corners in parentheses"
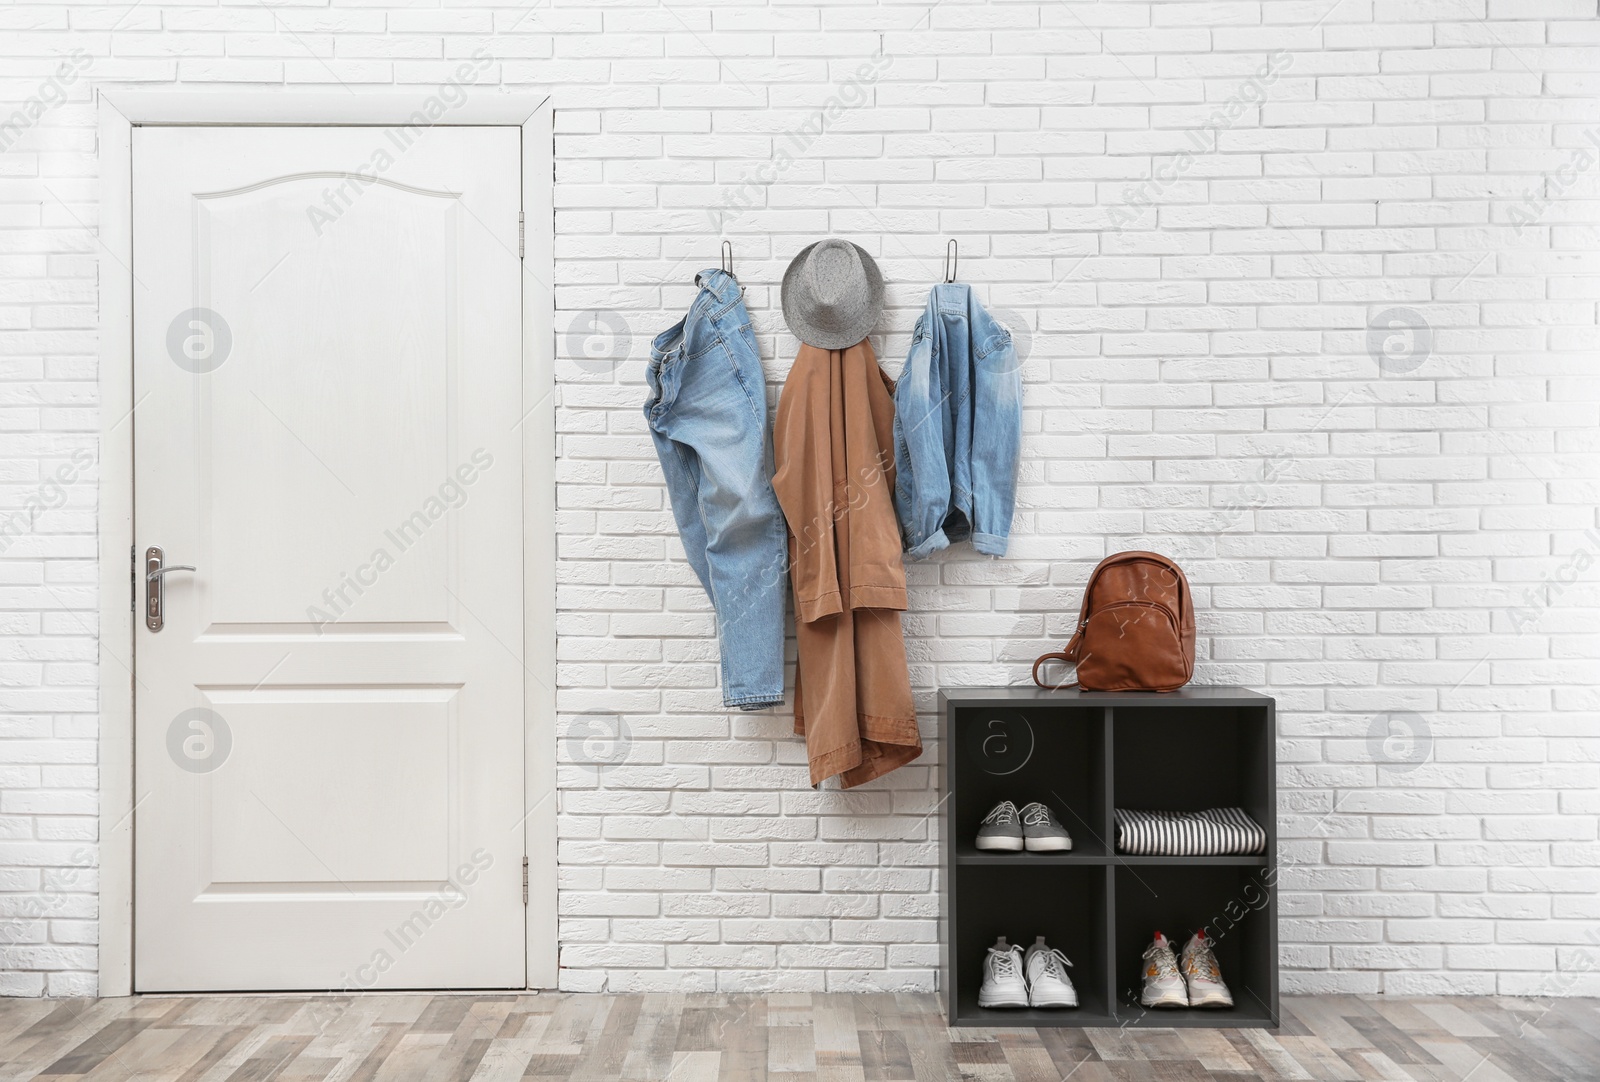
top-left (938, 686), bottom-right (1278, 1029)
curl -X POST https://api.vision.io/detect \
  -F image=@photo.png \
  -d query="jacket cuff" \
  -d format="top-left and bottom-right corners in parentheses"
top-left (848, 584), bottom-right (907, 611)
top-left (795, 589), bottom-right (843, 623)
top-left (971, 531), bottom-right (1009, 557)
top-left (903, 528), bottom-right (950, 561)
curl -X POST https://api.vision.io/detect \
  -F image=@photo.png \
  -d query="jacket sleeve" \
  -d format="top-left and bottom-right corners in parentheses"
top-left (772, 348), bottom-right (844, 623)
top-left (893, 314), bottom-right (953, 560)
top-left (968, 307), bottom-right (1022, 557)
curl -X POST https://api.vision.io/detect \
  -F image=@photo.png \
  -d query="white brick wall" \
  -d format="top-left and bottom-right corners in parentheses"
top-left (1, 0), bottom-right (1598, 998)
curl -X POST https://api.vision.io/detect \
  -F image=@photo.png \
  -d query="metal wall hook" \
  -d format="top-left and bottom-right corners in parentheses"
top-left (944, 238), bottom-right (958, 283)
top-left (721, 239), bottom-right (735, 278)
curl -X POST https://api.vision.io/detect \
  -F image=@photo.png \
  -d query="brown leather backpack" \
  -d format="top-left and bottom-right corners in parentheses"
top-left (1031, 551), bottom-right (1196, 692)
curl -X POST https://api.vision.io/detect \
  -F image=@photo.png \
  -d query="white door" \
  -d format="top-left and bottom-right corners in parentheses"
top-left (132, 125), bottom-right (527, 991)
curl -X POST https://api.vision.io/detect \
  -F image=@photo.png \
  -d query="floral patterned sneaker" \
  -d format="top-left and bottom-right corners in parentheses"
top-left (1141, 931), bottom-right (1188, 1008)
top-left (1181, 929), bottom-right (1234, 1008)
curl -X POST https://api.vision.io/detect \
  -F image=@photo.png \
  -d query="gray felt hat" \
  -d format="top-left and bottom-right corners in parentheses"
top-left (780, 239), bottom-right (885, 350)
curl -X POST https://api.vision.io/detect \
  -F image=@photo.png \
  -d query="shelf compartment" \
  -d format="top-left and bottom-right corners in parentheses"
top-left (1111, 705), bottom-right (1274, 855)
top-left (949, 703), bottom-right (1108, 861)
top-left (1112, 864), bottom-right (1278, 1028)
top-left (948, 863), bottom-right (1111, 1027)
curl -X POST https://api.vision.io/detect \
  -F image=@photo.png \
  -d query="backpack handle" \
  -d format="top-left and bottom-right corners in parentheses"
top-left (1031, 650), bottom-right (1079, 690)
top-left (1032, 626), bottom-right (1084, 689)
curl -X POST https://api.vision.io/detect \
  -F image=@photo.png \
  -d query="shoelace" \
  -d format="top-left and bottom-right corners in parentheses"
top-left (1021, 804), bottom-right (1053, 827)
top-left (988, 946), bottom-right (1022, 979)
top-left (981, 802), bottom-right (1018, 826)
top-left (1143, 942), bottom-right (1180, 981)
top-left (1185, 937), bottom-right (1222, 983)
top-left (1032, 947), bottom-right (1073, 981)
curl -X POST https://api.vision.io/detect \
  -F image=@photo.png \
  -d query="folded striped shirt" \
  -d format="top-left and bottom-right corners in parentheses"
top-left (1114, 807), bottom-right (1266, 856)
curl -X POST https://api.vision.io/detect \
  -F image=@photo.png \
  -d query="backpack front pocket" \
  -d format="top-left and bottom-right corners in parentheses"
top-left (1076, 600), bottom-right (1189, 691)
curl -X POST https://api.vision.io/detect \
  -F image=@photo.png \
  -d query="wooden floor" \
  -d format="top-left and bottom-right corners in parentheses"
top-left (1, 992), bottom-right (1597, 1082)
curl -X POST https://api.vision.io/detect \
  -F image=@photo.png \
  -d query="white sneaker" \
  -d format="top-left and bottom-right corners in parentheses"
top-left (1140, 931), bottom-right (1187, 1008)
top-left (1024, 941), bottom-right (1078, 1008)
top-left (1180, 930), bottom-right (1234, 1008)
top-left (977, 943), bottom-right (1028, 1008)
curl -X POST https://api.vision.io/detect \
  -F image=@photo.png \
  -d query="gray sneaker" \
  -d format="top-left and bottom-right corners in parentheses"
top-left (975, 800), bottom-right (1023, 851)
top-left (1019, 802), bottom-right (1073, 851)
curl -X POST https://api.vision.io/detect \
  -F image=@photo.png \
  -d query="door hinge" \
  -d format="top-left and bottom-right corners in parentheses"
top-left (521, 856), bottom-right (530, 905)
top-left (130, 545), bottom-right (136, 613)
top-left (518, 212), bottom-right (525, 260)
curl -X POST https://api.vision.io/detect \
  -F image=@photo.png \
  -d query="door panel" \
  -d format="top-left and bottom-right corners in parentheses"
top-left (205, 690), bottom-right (455, 885)
top-left (133, 125), bottom-right (526, 991)
top-left (196, 178), bottom-right (457, 630)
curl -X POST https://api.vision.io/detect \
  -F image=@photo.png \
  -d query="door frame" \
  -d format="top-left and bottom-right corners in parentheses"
top-left (95, 88), bottom-right (557, 996)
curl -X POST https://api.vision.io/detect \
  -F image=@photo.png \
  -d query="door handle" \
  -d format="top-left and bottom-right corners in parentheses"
top-left (145, 547), bottom-right (196, 632)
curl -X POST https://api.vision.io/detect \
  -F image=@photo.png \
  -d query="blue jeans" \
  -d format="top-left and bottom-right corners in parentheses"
top-left (645, 270), bottom-right (787, 709)
top-left (893, 283), bottom-right (1023, 559)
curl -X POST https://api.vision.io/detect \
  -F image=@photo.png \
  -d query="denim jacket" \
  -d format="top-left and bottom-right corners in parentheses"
top-left (891, 284), bottom-right (1022, 559)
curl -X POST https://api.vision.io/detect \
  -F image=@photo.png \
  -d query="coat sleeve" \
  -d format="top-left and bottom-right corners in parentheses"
top-left (892, 316), bottom-right (953, 560)
top-left (772, 348), bottom-right (843, 623)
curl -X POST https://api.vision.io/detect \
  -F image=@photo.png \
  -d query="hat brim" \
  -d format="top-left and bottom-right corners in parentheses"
top-left (780, 240), bottom-right (886, 350)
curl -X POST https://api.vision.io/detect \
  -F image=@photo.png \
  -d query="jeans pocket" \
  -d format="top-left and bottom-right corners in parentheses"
top-left (710, 336), bottom-right (766, 425)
